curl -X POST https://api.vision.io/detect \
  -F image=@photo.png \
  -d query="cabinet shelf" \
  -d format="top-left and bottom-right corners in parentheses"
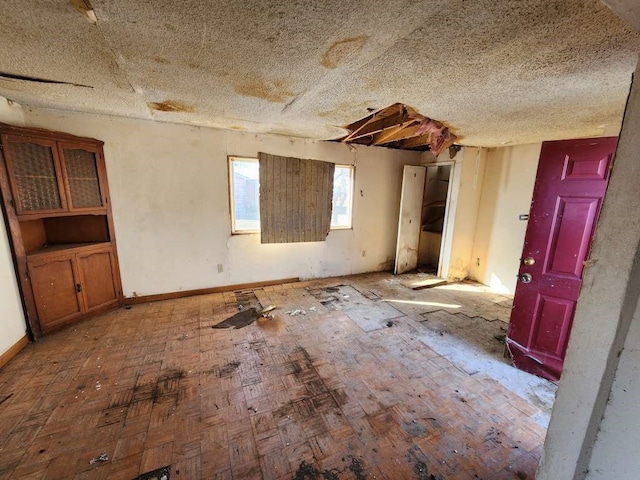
top-left (26, 241), bottom-right (111, 258)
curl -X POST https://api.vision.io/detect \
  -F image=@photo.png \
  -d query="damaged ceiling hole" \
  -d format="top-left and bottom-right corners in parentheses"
top-left (339, 103), bottom-right (458, 156)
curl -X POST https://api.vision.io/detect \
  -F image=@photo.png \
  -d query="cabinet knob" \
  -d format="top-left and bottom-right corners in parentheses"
top-left (76, 283), bottom-right (82, 293)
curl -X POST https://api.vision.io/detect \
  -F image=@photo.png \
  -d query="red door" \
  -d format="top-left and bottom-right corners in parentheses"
top-left (507, 137), bottom-right (617, 381)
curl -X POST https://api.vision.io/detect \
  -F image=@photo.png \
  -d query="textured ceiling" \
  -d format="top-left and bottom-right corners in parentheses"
top-left (0, 0), bottom-right (638, 146)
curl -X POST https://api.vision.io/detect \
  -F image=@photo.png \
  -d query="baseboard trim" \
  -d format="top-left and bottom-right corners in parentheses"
top-left (0, 335), bottom-right (29, 370)
top-left (123, 277), bottom-right (300, 305)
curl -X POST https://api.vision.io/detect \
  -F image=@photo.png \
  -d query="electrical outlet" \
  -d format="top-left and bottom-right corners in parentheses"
top-left (217, 263), bottom-right (224, 273)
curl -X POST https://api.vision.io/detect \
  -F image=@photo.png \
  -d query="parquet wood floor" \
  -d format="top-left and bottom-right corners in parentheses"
top-left (0, 274), bottom-right (547, 479)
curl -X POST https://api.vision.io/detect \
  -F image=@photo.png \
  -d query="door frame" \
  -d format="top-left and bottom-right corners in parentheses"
top-left (424, 160), bottom-right (456, 279)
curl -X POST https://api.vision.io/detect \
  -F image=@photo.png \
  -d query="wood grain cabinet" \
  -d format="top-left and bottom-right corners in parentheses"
top-left (0, 123), bottom-right (122, 338)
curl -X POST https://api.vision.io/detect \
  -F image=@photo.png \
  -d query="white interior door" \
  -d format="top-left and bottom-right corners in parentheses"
top-left (394, 165), bottom-right (426, 274)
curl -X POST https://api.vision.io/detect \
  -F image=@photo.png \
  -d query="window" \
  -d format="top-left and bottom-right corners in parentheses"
top-left (228, 156), bottom-right (354, 234)
top-left (229, 157), bottom-right (260, 233)
top-left (331, 165), bottom-right (354, 229)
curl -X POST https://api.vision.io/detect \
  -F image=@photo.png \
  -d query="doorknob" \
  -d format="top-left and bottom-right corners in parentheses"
top-left (523, 257), bottom-right (535, 266)
top-left (519, 273), bottom-right (533, 284)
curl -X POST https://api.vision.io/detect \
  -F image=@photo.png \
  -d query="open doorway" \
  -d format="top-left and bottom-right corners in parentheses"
top-left (394, 163), bottom-right (454, 276)
top-left (418, 164), bottom-right (453, 275)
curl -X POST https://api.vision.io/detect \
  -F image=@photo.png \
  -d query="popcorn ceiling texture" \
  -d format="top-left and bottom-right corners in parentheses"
top-left (0, 0), bottom-right (637, 146)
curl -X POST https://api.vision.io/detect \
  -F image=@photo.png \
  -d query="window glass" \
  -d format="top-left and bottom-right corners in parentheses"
top-left (229, 157), bottom-right (260, 233)
top-left (331, 165), bottom-right (354, 229)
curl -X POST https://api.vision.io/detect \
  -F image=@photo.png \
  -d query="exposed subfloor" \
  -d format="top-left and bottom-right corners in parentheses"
top-left (0, 272), bottom-right (555, 479)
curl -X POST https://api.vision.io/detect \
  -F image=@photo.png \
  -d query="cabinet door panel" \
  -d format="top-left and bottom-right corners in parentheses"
top-left (59, 143), bottom-right (105, 211)
top-left (77, 248), bottom-right (117, 311)
top-left (28, 257), bottom-right (82, 329)
top-left (3, 135), bottom-right (67, 214)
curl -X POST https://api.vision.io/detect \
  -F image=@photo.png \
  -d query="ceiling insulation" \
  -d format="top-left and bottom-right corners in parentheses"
top-left (340, 103), bottom-right (457, 155)
top-left (0, 0), bottom-right (637, 146)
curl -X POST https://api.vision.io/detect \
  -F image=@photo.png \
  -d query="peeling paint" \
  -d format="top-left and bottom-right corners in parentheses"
top-left (147, 100), bottom-right (194, 112)
top-left (321, 35), bottom-right (368, 69)
top-left (234, 77), bottom-right (295, 103)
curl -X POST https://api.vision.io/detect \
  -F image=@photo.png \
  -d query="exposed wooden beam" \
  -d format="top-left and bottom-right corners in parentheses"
top-left (342, 103), bottom-right (408, 142)
top-left (371, 120), bottom-right (423, 145)
top-left (398, 132), bottom-right (435, 149)
top-left (400, 128), bottom-right (456, 155)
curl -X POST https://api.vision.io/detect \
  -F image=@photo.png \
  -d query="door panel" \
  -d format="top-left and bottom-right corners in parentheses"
top-left (507, 137), bottom-right (617, 381)
top-left (394, 166), bottom-right (426, 274)
top-left (530, 294), bottom-right (575, 356)
top-left (545, 197), bottom-right (600, 277)
top-left (28, 256), bottom-right (83, 330)
top-left (77, 248), bottom-right (118, 311)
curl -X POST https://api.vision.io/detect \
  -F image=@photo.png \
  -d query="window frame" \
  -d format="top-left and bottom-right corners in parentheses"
top-left (228, 156), bottom-right (261, 234)
top-left (228, 156), bottom-right (355, 234)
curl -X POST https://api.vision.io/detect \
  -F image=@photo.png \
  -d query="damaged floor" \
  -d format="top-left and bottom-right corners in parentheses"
top-left (0, 272), bottom-right (555, 479)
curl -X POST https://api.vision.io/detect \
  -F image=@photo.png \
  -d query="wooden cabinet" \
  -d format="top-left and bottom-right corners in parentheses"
top-left (27, 244), bottom-right (119, 331)
top-left (0, 123), bottom-right (122, 338)
top-left (28, 253), bottom-right (83, 330)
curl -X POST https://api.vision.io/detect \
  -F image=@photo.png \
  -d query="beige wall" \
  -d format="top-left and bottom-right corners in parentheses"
top-left (446, 147), bottom-right (486, 281)
top-left (13, 105), bottom-right (420, 298)
top-left (586, 297), bottom-right (640, 478)
top-left (0, 98), bottom-right (28, 357)
top-left (469, 144), bottom-right (542, 294)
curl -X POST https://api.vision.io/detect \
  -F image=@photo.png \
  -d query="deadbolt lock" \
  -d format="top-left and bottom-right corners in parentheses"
top-left (519, 273), bottom-right (533, 284)
top-left (523, 257), bottom-right (535, 266)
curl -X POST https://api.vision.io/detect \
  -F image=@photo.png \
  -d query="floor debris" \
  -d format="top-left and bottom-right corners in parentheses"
top-left (89, 452), bottom-right (108, 464)
top-left (309, 284), bottom-right (403, 332)
top-left (134, 465), bottom-right (171, 480)
top-left (212, 308), bottom-right (258, 329)
top-left (403, 275), bottom-right (448, 290)
top-left (257, 304), bottom-right (277, 316)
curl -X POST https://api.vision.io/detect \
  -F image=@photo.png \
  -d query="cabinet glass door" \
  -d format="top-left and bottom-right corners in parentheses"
top-left (60, 144), bottom-right (104, 210)
top-left (4, 136), bottom-right (66, 214)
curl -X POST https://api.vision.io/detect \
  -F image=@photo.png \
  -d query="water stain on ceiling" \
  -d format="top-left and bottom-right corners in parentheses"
top-left (148, 100), bottom-right (194, 113)
top-left (234, 77), bottom-right (295, 103)
top-left (321, 36), bottom-right (369, 69)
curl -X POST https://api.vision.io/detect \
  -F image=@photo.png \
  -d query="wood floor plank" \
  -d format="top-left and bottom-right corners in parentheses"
top-left (0, 273), bottom-right (550, 479)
